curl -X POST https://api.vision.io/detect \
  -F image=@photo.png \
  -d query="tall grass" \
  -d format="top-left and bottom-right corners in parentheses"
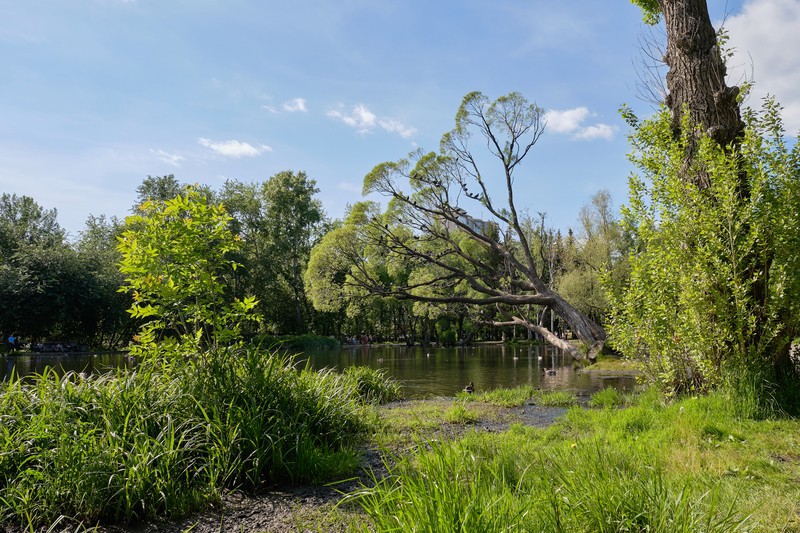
top-left (352, 436), bottom-right (745, 532)
top-left (349, 389), bottom-right (800, 532)
top-left (0, 347), bottom-right (399, 530)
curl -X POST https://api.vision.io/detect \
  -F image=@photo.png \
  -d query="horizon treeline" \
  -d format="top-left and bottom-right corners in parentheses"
top-left (0, 174), bottom-right (620, 350)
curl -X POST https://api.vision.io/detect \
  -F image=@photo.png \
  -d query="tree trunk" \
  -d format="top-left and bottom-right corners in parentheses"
top-left (660, 0), bottom-right (744, 185)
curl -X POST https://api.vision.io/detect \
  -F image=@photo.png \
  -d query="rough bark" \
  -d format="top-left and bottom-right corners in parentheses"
top-left (659, 0), bottom-right (744, 185)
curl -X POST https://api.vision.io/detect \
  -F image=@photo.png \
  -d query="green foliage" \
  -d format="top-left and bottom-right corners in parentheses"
top-left (631, 0), bottom-right (661, 24)
top-left (588, 387), bottom-right (628, 409)
top-left (0, 197), bottom-right (135, 350)
top-left (0, 347), bottom-right (393, 528)
top-left (351, 389), bottom-right (800, 531)
top-left (342, 365), bottom-right (401, 405)
top-left (118, 186), bottom-right (260, 354)
top-left (536, 390), bottom-right (578, 407)
top-left (353, 403), bottom-right (752, 532)
top-left (444, 401), bottom-right (480, 424)
top-left (608, 99), bottom-right (800, 412)
top-left (478, 385), bottom-right (538, 407)
top-left (218, 172), bottom-right (328, 335)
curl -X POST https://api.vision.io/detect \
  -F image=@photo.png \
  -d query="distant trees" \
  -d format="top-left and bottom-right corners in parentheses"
top-left (220, 171), bottom-right (328, 335)
top-left (1, 154), bottom-right (627, 353)
top-left (0, 195), bottom-right (131, 349)
top-left (307, 92), bottom-right (611, 361)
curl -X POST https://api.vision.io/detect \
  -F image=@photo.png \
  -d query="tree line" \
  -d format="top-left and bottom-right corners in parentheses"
top-left (0, 173), bottom-right (623, 352)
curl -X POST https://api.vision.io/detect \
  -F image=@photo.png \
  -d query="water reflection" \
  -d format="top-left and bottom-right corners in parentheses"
top-left (300, 343), bottom-right (636, 398)
top-left (1, 353), bottom-right (135, 382)
top-left (2, 344), bottom-right (636, 399)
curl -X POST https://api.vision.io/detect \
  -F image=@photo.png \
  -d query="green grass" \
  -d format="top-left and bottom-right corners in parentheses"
top-left (0, 347), bottom-right (399, 530)
top-left (444, 401), bottom-right (480, 424)
top-left (588, 386), bottom-right (630, 408)
top-left (350, 388), bottom-right (800, 532)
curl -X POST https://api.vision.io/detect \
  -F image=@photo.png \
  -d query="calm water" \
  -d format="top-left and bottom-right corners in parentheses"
top-left (301, 343), bottom-right (635, 398)
top-left (1, 344), bottom-right (636, 398)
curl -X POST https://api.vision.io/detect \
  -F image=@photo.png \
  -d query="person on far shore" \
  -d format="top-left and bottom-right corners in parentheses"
top-left (7, 333), bottom-right (17, 353)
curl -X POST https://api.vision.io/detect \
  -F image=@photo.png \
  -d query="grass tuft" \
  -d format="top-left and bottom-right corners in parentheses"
top-left (0, 346), bottom-right (396, 530)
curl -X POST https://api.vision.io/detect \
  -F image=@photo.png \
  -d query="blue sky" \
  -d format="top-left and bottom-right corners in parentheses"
top-left (2, 0), bottom-right (798, 239)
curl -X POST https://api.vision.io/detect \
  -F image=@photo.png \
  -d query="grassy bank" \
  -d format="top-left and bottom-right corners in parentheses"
top-left (0, 348), bottom-right (399, 530)
top-left (350, 387), bottom-right (800, 532)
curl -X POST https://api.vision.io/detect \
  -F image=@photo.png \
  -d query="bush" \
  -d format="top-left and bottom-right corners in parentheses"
top-left (609, 99), bottom-right (800, 412)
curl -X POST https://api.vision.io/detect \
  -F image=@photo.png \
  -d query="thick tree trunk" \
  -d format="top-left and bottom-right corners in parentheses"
top-left (501, 290), bottom-right (606, 363)
top-left (660, 0), bottom-right (744, 185)
top-left (548, 289), bottom-right (606, 362)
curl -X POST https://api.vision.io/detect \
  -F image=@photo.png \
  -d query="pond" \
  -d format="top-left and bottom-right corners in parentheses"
top-left (1, 344), bottom-right (636, 399)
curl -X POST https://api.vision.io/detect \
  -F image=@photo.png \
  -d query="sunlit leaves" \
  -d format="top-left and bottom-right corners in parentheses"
top-left (118, 186), bottom-right (260, 354)
top-left (609, 98), bottom-right (800, 400)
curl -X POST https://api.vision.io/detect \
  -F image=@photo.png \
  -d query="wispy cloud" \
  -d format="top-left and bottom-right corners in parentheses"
top-left (282, 97), bottom-right (307, 113)
top-left (150, 149), bottom-right (184, 166)
top-left (327, 103), bottom-right (417, 139)
top-left (573, 123), bottom-right (616, 141)
top-left (197, 138), bottom-right (272, 158)
top-left (544, 107), bottom-right (615, 140)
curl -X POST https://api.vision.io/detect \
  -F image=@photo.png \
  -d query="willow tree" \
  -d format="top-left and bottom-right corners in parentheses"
top-left (633, 0), bottom-right (744, 185)
top-left (611, 1), bottom-right (800, 413)
top-left (349, 92), bottom-right (606, 361)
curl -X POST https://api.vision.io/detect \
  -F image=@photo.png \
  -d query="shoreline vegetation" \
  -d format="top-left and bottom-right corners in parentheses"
top-left (1, 353), bottom-right (798, 532)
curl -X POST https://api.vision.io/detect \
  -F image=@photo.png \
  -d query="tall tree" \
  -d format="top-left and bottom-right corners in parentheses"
top-left (612, 0), bottom-right (800, 413)
top-left (350, 92), bottom-right (606, 361)
top-left (0, 193), bottom-right (64, 262)
top-left (134, 174), bottom-right (185, 205)
top-left (261, 171), bottom-right (325, 334)
top-left (632, 0), bottom-right (744, 185)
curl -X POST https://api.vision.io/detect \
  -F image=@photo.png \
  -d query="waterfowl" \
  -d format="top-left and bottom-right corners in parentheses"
top-left (463, 381), bottom-right (474, 394)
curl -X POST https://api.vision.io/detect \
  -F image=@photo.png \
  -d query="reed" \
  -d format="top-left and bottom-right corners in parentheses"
top-left (0, 347), bottom-right (398, 530)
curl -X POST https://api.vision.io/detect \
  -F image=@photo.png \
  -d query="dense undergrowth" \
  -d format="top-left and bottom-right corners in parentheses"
top-left (0, 348), bottom-right (399, 530)
top-left (351, 387), bottom-right (800, 532)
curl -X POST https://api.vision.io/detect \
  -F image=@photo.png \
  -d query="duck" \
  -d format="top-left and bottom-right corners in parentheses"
top-left (463, 381), bottom-right (474, 394)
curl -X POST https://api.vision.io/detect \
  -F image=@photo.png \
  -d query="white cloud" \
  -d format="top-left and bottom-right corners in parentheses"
top-left (150, 149), bottom-right (184, 166)
top-left (197, 138), bottom-right (272, 158)
top-left (378, 117), bottom-right (417, 139)
top-left (545, 107), bottom-right (590, 134)
top-left (544, 107), bottom-right (615, 140)
top-left (573, 123), bottom-right (616, 141)
top-left (282, 97), bottom-right (307, 113)
top-left (726, 0), bottom-right (800, 133)
top-left (327, 104), bottom-right (376, 133)
top-left (327, 103), bottom-right (416, 139)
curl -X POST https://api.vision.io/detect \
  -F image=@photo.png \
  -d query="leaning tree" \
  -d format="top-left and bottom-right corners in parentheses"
top-left (345, 92), bottom-right (607, 362)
